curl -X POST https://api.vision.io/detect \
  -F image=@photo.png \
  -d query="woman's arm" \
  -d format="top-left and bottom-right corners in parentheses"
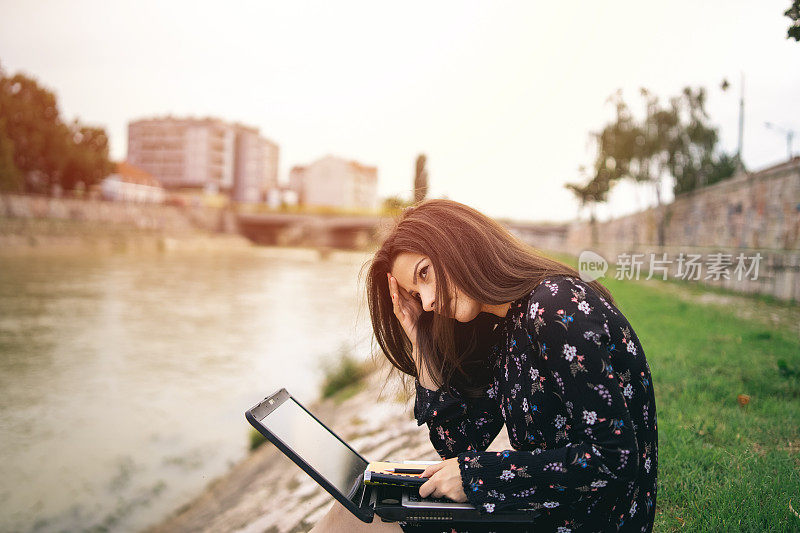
top-left (413, 376), bottom-right (505, 460)
top-left (453, 278), bottom-right (640, 514)
top-left (388, 271), bottom-right (505, 459)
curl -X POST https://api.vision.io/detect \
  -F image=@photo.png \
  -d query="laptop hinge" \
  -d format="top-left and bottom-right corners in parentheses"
top-left (349, 476), bottom-right (375, 521)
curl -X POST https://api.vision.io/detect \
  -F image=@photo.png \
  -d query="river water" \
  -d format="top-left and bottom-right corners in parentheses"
top-left (0, 247), bottom-right (375, 532)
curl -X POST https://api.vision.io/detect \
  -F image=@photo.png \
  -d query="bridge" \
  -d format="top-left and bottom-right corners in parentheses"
top-left (235, 211), bottom-right (570, 251)
top-left (236, 212), bottom-right (388, 249)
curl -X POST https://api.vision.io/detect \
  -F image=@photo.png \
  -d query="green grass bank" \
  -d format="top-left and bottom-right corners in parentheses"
top-left (594, 273), bottom-right (800, 531)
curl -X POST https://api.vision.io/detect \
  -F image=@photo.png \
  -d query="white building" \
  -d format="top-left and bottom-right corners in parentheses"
top-left (100, 162), bottom-right (166, 203)
top-left (290, 155), bottom-right (378, 210)
top-left (127, 116), bottom-right (278, 202)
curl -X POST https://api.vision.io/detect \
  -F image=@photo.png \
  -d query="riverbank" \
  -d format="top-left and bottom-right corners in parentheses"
top-left (143, 274), bottom-right (800, 532)
top-left (0, 192), bottom-right (247, 255)
top-left (0, 216), bottom-right (256, 255)
top-left (143, 361), bottom-right (511, 533)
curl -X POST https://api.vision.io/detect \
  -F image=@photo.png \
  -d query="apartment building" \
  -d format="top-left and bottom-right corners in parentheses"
top-left (233, 125), bottom-right (279, 203)
top-left (290, 155), bottom-right (378, 210)
top-left (127, 116), bottom-right (278, 203)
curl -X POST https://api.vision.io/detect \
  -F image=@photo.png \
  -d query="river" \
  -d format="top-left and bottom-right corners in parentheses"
top-left (0, 247), bottom-right (375, 532)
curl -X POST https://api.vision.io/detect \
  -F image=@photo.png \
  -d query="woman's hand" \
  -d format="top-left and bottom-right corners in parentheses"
top-left (419, 458), bottom-right (468, 502)
top-left (387, 272), bottom-right (422, 345)
top-left (387, 272), bottom-right (437, 389)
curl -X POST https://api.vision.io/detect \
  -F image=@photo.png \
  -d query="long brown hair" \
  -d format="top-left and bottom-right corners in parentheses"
top-left (365, 199), bottom-right (615, 397)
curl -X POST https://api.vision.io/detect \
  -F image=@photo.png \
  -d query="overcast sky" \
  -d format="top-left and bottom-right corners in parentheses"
top-left (1, 1), bottom-right (798, 222)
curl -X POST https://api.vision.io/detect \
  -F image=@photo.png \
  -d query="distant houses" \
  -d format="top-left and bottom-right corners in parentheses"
top-left (289, 155), bottom-right (378, 210)
top-left (122, 116), bottom-right (378, 211)
top-left (100, 162), bottom-right (165, 203)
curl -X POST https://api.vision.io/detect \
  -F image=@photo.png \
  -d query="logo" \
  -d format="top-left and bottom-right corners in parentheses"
top-left (578, 250), bottom-right (608, 282)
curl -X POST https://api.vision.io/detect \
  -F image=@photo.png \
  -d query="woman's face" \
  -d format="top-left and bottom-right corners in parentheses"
top-left (390, 252), bottom-right (483, 322)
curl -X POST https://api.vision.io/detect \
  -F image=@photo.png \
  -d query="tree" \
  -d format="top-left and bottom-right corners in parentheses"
top-left (61, 122), bottom-right (114, 192)
top-left (0, 66), bottom-right (68, 193)
top-left (0, 118), bottom-right (23, 192)
top-left (0, 63), bottom-right (113, 194)
top-left (382, 194), bottom-right (413, 213)
top-left (667, 87), bottom-right (738, 194)
top-left (705, 152), bottom-right (740, 187)
top-left (592, 86), bottom-right (735, 246)
top-left (593, 91), bottom-right (640, 194)
top-left (565, 165), bottom-right (614, 245)
top-left (786, 0), bottom-right (800, 41)
top-left (413, 154), bottom-right (428, 203)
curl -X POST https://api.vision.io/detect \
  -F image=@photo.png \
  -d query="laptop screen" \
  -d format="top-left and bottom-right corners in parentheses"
top-left (260, 396), bottom-right (368, 498)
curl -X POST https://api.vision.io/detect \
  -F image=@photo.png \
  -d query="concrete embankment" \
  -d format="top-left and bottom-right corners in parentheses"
top-left (0, 216), bottom-right (255, 255)
top-left (0, 193), bottom-right (248, 254)
top-left (142, 364), bottom-right (510, 533)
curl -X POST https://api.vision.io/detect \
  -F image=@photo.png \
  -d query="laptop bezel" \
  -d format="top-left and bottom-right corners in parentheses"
top-left (245, 388), bottom-right (374, 523)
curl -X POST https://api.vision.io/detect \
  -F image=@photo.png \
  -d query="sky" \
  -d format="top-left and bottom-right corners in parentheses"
top-left (1, 1), bottom-right (798, 223)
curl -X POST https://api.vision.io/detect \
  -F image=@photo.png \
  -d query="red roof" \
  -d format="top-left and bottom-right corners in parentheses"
top-left (114, 161), bottom-right (163, 187)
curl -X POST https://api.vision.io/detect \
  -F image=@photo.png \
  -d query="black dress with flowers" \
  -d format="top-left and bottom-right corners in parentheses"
top-left (402, 275), bottom-right (657, 533)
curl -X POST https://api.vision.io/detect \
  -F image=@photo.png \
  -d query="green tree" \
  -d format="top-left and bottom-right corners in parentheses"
top-left (786, 0), bottom-right (800, 41)
top-left (0, 63), bottom-right (113, 194)
top-left (594, 91), bottom-right (640, 185)
top-left (413, 154), bottom-right (428, 203)
top-left (592, 86), bottom-right (735, 245)
top-left (0, 117), bottom-right (23, 192)
top-left (565, 165), bottom-right (614, 245)
top-left (667, 87), bottom-right (739, 194)
top-left (61, 121), bottom-right (114, 192)
top-left (664, 88), bottom-right (715, 193)
top-left (382, 195), bottom-right (413, 213)
top-left (705, 152), bottom-right (740, 187)
top-left (0, 66), bottom-right (68, 193)
top-left (565, 92), bottom-right (634, 242)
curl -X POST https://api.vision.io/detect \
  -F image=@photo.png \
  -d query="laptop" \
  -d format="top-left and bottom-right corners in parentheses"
top-left (245, 388), bottom-right (539, 525)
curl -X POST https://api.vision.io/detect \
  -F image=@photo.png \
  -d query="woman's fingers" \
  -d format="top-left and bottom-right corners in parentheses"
top-left (387, 274), bottom-right (400, 311)
top-left (393, 284), bottom-right (422, 325)
top-left (418, 475), bottom-right (437, 498)
top-left (419, 477), bottom-right (435, 498)
top-left (387, 273), bottom-right (421, 345)
top-left (397, 285), bottom-right (423, 315)
top-left (387, 274), bottom-right (422, 316)
top-left (418, 459), bottom-right (468, 502)
top-left (388, 274), bottom-right (411, 318)
top-left (420, 461), bottom-right (446, 478)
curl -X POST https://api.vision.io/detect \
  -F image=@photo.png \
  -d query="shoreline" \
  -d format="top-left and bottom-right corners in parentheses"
top-left (0, 216), bottom-right (251, 256)
top-left (0, 216), bottom-right (379, 261)
top-left (141, 363), bottom-right (509, 533)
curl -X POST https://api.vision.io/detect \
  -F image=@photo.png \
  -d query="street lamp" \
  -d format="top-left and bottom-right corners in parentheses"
top-left (765, 122), bottom-right (796, 160)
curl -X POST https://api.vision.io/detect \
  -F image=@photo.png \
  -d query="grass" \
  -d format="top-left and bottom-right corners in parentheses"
top-left (319, 344), bottom-right (371, 402)
top-left (538, 249), bottom-right (800, 529)
top-left (595, 274), bottom-right (800, 531)
top-left (247, 345), bottom-right (371, 452)
top-left (249, 427), bottom-right (269, 451)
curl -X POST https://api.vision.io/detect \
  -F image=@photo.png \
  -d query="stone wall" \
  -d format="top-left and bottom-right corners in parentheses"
top-left (545, 157), bottom-right (800, 302)
top-left (0, 193), bottom-right (236, 235)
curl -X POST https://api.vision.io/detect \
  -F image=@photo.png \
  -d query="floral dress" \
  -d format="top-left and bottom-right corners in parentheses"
top-left (400, 275), bottom-right (657, 533)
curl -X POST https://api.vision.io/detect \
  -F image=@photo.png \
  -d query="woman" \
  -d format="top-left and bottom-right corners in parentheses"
top-left (311, 199), bottom-right (657, 533)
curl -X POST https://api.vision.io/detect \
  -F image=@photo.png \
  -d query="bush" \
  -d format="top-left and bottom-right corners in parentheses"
top-left (249, 427), bottom-right (269, 451)
top-left (320, 345), bottom-right (369, 400)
